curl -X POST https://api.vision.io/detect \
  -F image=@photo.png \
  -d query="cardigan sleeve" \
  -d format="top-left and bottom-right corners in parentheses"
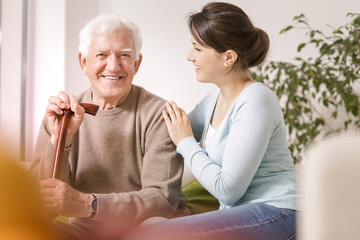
top-left (188, 106), bottom-right (205, 142)
top-left (177, 85), bottom-right (280, 206)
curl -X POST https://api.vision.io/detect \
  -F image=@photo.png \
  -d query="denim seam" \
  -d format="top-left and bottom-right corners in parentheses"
top-left (178, 208), bottom-right (294, 240)
top-left (286, 231), bottom-right (297, 240)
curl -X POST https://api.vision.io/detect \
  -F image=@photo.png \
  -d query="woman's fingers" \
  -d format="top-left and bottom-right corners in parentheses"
top-left (165, 101), bottom-right (184, 121)
top-left (165, 102), bottom-right (177, 121)
top-left (180, 109), bottom-right (186, 117)
top-left (162, 110), bottom-right (173, 131)
top-left (170, 101), bottom-right (182, 119)
top-left (162, 102), bottom-right (193, 146)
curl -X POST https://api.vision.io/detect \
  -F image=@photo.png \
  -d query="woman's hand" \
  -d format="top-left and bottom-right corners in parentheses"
top-left (46, 91), bottom-right (85, 147)
top-left (162, 101), bottom-right (194, 146)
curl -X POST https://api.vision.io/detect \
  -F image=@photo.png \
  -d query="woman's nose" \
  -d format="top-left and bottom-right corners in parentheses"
top-left (187, 50), bottom-right (194, 62)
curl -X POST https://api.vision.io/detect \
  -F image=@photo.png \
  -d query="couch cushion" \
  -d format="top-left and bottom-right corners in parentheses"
top-left (182, 179), bottom-right (219, 215)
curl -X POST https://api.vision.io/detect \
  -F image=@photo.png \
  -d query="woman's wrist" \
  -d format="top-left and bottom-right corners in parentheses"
top-left (176, 136), bottom-right (197, 154)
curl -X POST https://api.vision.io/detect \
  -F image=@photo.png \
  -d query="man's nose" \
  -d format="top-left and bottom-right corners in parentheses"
top-left (106, 55), bottom-right (121, 72)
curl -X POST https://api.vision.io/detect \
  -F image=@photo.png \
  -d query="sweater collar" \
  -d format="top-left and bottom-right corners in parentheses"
top-left (84, 85), bottom-right (137, 116)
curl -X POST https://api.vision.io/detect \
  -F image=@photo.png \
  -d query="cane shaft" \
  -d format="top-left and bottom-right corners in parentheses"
top-left (51, 109), bottom-right (71, 179)
top-left (51, 103), bottom-right (99, 179)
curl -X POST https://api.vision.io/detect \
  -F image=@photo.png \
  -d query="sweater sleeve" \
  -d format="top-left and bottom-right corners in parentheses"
top-left (177, 86), bottom-right (279, 206)
top-left (29, 116), bottom-right (71, 183)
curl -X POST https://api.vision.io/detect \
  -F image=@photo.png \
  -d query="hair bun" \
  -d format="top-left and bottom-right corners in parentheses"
top-left (247, 28), bottom-right (270, 68)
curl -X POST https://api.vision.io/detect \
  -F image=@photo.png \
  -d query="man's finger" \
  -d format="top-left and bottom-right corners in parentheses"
top-left (57, 91), bottom-right (71, 108)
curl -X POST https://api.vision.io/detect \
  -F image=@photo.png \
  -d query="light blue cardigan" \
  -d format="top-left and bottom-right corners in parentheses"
top-left (177, 82), bottom-right (298, 210)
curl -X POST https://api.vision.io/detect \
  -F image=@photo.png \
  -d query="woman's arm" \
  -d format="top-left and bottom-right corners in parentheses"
top-left (163, 89), bottom-right (218, 144)
top-left (177, 86), bottom-right (281, 205)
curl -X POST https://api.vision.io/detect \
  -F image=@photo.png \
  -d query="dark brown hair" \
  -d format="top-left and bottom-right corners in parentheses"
top-left (188, 2), bottom-right (269, 70)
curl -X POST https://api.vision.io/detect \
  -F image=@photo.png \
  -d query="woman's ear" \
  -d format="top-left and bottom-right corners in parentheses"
top-left (224, 50), bottom-right (238, 67)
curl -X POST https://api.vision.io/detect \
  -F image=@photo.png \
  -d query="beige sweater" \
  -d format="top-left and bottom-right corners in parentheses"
top-left (30, 85), bottom-right (186, 230)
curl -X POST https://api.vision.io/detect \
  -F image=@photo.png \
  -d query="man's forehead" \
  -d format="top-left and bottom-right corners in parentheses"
top-left (92, 29), bottom-right (134, 42)
top-left (90, 31), bottom-right (135, 52)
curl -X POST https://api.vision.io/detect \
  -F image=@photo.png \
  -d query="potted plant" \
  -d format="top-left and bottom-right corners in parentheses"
top-left (252, 13), bottom-right (360, 163)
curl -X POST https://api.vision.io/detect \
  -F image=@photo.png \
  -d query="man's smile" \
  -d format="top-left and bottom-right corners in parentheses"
top-left (101, 75), bottom-right (123, 80)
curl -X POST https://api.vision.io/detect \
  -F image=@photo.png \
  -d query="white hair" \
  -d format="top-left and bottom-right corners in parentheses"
top-left (78, 14), bottom-right (143, 60)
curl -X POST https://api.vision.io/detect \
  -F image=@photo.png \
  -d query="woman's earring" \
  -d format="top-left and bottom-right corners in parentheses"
top-left (226, 62), bottom-right (229, 66)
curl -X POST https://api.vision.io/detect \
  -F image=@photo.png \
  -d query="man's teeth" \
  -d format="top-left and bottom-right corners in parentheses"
top-left (104, 76), bottom-right (121, 80)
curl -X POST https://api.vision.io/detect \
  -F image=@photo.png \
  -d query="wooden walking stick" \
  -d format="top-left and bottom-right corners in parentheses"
top-left (51, 103), bottom-right (99, 179)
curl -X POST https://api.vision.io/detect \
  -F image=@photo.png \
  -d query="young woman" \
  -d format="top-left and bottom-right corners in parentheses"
top-left (129, 2), bottom-right (298, 240)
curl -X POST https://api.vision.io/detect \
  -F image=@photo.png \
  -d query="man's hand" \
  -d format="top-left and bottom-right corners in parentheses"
top-left (162, 101), bottom-right (194, 146)
top-left (40, 178), bottom-right (93, 218)
top-left (46, 91), bottom-right (85, 147)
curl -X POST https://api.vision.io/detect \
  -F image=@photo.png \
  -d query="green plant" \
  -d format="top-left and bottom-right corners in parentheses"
top-left (252, 13), bottom-right (360, 163)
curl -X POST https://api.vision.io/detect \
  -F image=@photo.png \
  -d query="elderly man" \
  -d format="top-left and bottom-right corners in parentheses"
top-left (30, 14), bottom-right (187, 239)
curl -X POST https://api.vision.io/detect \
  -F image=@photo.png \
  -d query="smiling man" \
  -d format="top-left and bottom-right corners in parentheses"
top-left (30, 15), bottom-right (187, 240)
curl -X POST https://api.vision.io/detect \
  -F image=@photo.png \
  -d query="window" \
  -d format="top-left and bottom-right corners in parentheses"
top-left (0, 0), bottom-right (28, 162)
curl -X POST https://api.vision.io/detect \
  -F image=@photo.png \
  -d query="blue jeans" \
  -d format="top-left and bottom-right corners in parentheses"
top-left (127, 202), bottom-right (297, 240)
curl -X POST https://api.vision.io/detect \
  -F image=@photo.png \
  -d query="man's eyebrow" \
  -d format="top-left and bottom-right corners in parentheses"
top-left (120, 48), bottom-right (133, 52)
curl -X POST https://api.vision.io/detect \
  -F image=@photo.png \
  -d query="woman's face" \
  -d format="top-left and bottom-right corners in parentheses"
top-left (187, 37), bottom-right (227, 83)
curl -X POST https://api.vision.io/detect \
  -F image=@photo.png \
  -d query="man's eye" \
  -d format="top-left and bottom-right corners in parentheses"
top-left (120, 53), bottom-right (131, 60)
top-left (97, 53), bottom-right (106, 58)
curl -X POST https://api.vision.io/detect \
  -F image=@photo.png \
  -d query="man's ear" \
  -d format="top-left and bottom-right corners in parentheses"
top-left (223, 50), bottom-right (238, 67)
top-left (78, 52), bottom-right (87, 74)
top-left (134, 54), bottom-right (143, 74)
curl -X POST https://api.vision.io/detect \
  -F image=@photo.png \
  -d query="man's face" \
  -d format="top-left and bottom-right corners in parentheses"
top-left (79, 29), bottom-right (142, 107)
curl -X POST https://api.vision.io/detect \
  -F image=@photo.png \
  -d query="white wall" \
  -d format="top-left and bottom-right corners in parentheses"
top-left (97, 0), bottom-right (360, 113)
top-left (0, 0), bottom-right (25, 157)
top-left (26, 0), bottom-right (66, 160)
top-left (64, 0), bottom-right (98, 93)
top-left (1, 0), bottom-right (359, 161)
top-left (25, 0), bottom-right (99, 161)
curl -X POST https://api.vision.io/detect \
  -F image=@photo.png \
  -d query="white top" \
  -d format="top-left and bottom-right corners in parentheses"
top-left (204, 124), bottom-right (216, 149)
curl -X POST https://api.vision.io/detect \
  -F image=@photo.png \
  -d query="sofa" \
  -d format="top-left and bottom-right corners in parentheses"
top-left (299, 131), bottom-right (360, 240)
